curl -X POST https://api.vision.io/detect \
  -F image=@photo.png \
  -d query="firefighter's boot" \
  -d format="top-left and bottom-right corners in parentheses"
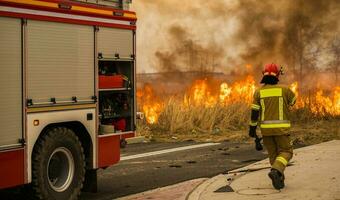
top-left (268, 169), bottom-right (284, 190)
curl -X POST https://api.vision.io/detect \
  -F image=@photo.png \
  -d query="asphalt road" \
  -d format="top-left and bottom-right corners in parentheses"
top-left (81, 141), bottom-right (266, 200)
top-left (0, 141), bottom-right (266, 200)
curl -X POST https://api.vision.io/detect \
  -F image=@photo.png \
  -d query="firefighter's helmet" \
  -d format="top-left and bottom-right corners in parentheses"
top-left (263, 63), bottom-right (280, 77)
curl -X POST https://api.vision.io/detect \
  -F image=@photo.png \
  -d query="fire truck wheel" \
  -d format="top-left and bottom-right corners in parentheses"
top-left (32, 127), bottom-right (85, 200)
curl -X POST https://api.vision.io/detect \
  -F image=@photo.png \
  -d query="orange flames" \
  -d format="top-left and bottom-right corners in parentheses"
top-left (138, 77), bottom-right (339, 124)
top-left (289, 81), bottom-right (304, 108)
top-left (183, 75), bottom-right (256, 107)
top-left (184, 79), bottom-right (216, 107)
top-left (310, 86), bottom-right (340, 116)
top-left (138, 76), bottom-right (256, 124)
top-left (289, 82), bottom-right (340, 116)
top-left (137, 84), bottom-right (163, 124)
top-left (225, 75), bottom-right (256, 104)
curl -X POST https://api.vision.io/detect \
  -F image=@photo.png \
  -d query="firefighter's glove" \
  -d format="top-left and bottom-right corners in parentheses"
top-left (248, 125), bottom-right (257, 138)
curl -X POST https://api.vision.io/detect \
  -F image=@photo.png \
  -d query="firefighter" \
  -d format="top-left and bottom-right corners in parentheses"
top-left (249, 63), bottom-right (296, 190)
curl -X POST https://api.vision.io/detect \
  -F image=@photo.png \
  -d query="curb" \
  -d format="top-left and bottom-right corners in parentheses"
top-left (117, 178), bottom-right (207, 200)
top-left (186, 174), bottom-right (227, 200)
top-left (186, 159), bottom-right (271, 200)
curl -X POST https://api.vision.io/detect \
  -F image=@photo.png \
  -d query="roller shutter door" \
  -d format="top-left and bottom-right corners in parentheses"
top-left (98, 27), bottom-right (133, 58)
top-left (0, 17), bottom-right (22, 147)
top-left (27, 20), bottom-right (94, 104)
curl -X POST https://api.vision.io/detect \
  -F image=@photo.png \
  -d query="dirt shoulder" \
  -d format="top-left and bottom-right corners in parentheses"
top-left (138, 119), bottom-right (340, 146)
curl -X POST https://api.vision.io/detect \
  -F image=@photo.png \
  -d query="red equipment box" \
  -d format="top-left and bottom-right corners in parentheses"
top-left (113, 118), bottom-right (126, 132)
top-left (99, 75), bottom-right (124, 89)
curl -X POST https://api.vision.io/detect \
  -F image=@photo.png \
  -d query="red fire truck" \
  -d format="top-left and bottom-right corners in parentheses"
top-left (0, 0), bottom-right (137, 199)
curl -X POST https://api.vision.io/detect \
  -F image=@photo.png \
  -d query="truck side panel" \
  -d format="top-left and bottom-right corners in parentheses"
top-left (27, 108), bottom-right (96, 183)
top-left (27, 20), bottom-right (95, 104)
top-left (0, 16), bottom-right (23, 148)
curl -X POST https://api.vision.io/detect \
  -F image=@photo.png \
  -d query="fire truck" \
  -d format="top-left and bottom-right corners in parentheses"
top-left (0, 0), bottom-right (137, 199)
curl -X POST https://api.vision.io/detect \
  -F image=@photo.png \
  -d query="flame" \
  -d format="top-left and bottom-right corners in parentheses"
top-left (227, 75), bottom-right (256, 104)
top-left (289, 81), bottom-right (304, 108)
top-left (310, 87), bottom-right (340, 116)
top-left (139, 76), bottom-right (256, 124)
top-left (290, 82), bottom-right (298, 97)
top-left (138, 75), bottom-right (339, 125)
top-left (137, 84), bottom-right (163, 124)
top-left (219, 83), bottom-right (232, 102)
top-left (289, 82), bottom-right (340, 116)
top-left (335, 87), bottom-right (340, 113)
top-left (185, 79), bottom-right (217, 107)
top-left (183, 76), bottom-right (256, 107)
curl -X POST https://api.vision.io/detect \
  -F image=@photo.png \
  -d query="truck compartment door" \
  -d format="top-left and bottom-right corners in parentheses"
top-left (98, 27), bottom-right (133, 59)
top-left (27, 20), bottom-right (95, 105)
top-left (0, 17), bottom-right (23, 148)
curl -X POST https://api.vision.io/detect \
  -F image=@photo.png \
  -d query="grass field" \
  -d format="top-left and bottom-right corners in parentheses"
top-left (137, 100), bottom-right (340, 146)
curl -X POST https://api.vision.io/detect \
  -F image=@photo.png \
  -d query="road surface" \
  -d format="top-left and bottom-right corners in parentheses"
top-left (82, 141), bottom-right (266, 199)
top-left (0, 141), bottom-right (266, 200)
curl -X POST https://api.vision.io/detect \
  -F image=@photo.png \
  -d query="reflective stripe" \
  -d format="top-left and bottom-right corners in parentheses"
top-left (290, 96), bottom-right (297, 106)
top-left (261, 120), bottom-right (290, 124)
top-left (263, 72), bottom-right (277, 76)
top-left (251, 104), bottom-right (260, 110)
top-left (279, 97), bottom-right (283, 120)
top-left (260, 88), bottom-right (282, 98)
top-left (249, 121), bottom-right (258, 126)
top-left (260, 99), bottom-right (265, 121)
top-left (260, 123), bottom-right (291, 128)
top-left (276, 156), bottom-right (288, 166)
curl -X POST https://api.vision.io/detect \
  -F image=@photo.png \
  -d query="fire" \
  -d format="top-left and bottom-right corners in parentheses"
top-left (335, 87), bottom-right (340, 113)
top-left (289, 81), bottom-right (304, 108)
top-left (137, 84), bottom-right (163, 124)
top-left (138, 76), bottom-right (339, 125)
top-left (139, 76), bottom-right (257, 124)
top-left (290, 82), bottom-right (298, 96)
top-left (310, 87), bottom-right (340, 116)
top-left (219, 83), bottom-right (232, 102)
top-left (185, 79), bottom-right (217, 107)
top-left (226, 75), bottom-right (256, 104)
top-left (289, 82), bottom-right (340, 116)
top-left (183, 76), bottom-right (256, 107)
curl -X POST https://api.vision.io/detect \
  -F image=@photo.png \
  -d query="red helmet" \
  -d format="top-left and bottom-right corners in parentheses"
top-left (263, 63), bottom-right (280, 77)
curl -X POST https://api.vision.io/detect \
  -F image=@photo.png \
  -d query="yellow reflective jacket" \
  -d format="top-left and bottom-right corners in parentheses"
top-left (250, 84), bottom-right (296, 136)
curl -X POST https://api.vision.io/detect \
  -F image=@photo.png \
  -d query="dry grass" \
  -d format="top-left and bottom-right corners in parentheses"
top-left (290, 118), bottom-right (340, 145)
top-left (137, 99), bottom-right (340, 145)
top-left (138, 98), bottom-right (249, 133)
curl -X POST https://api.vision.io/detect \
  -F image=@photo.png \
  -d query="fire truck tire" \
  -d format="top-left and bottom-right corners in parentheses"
top-left (32, 127), bottom-right (85, 200)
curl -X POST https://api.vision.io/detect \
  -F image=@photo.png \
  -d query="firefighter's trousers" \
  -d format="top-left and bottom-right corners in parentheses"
top-left (263, 135), bottom-right (293, 174)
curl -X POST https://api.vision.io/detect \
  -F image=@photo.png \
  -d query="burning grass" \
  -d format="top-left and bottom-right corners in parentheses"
top-left (137, 100), bottom-right (251, 142)
top-left (137, 76), bottom-right (340, 144)
top-left (157, 100), bottom-right (249, 134)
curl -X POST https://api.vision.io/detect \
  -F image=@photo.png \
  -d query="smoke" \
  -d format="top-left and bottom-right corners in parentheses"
top-left (132, 0), bottom-right (340, 84)
top-left (154, 25), bottom-right (224, 73)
